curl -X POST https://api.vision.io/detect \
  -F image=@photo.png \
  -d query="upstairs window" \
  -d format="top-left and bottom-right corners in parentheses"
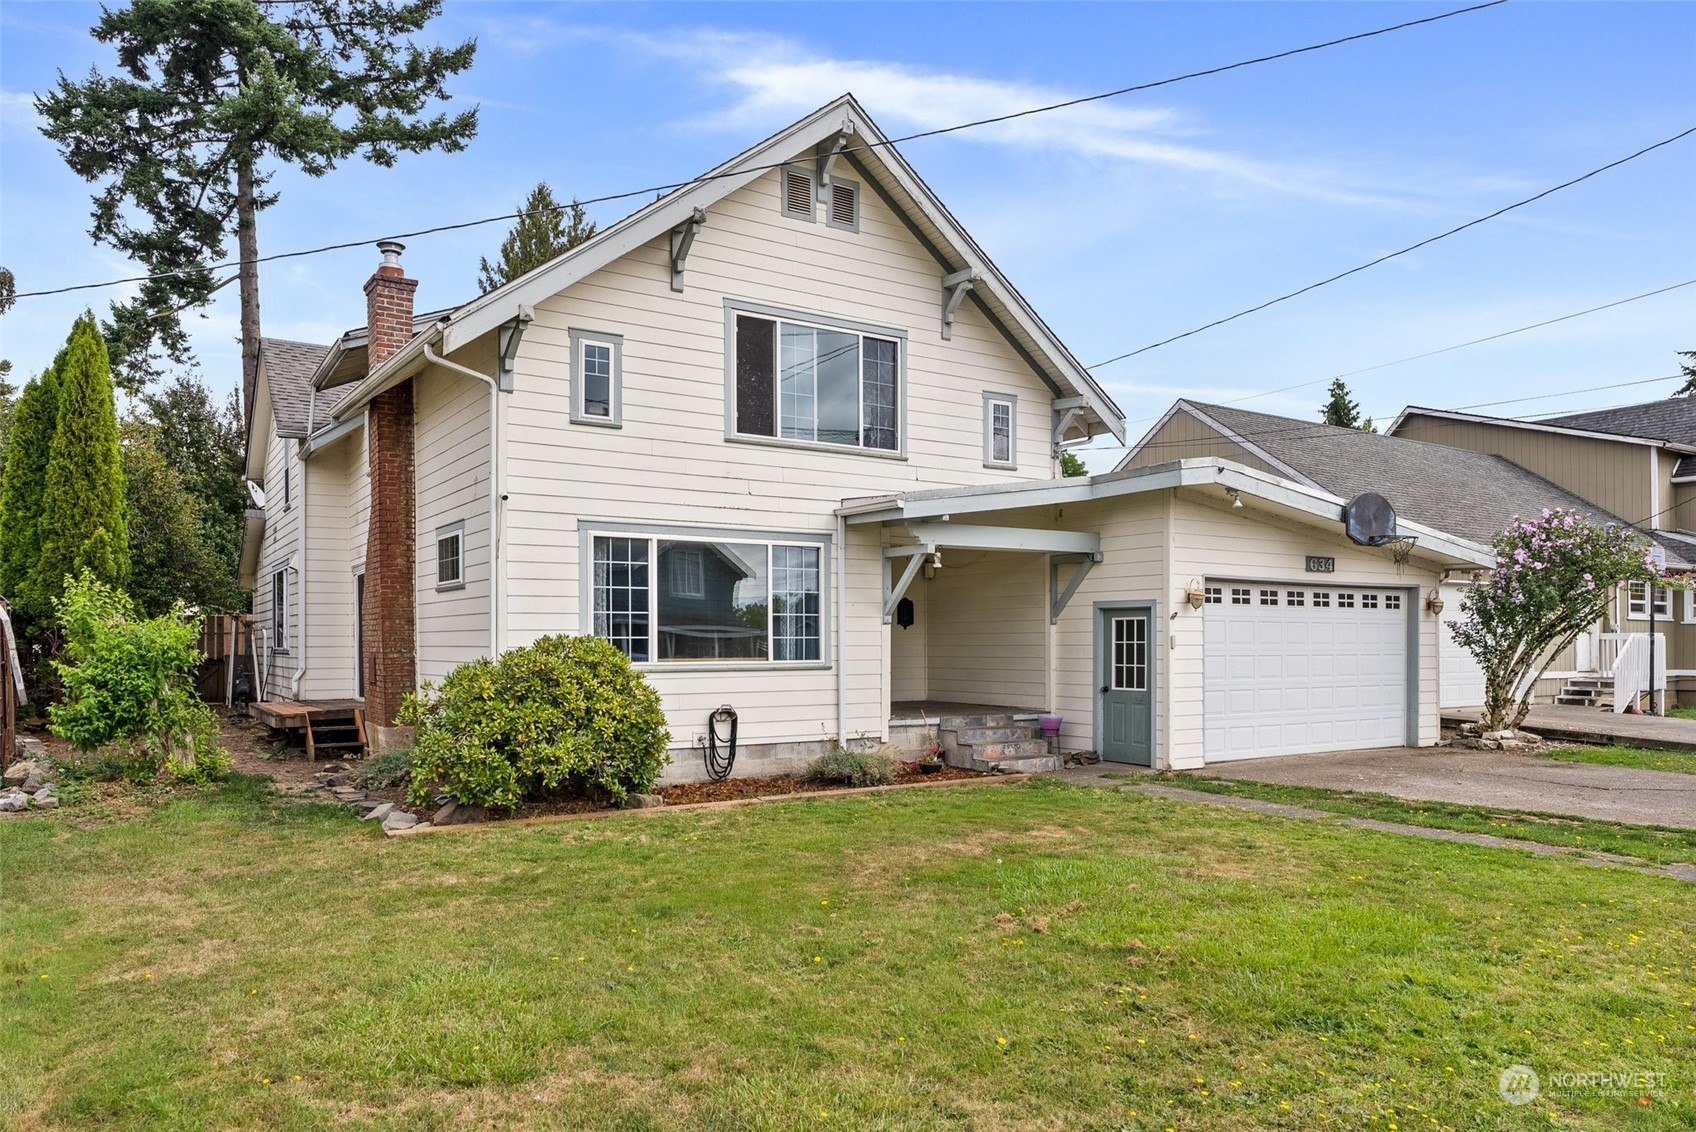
top-left (732, 310), bottom-right (900, 453)
top-left (1627, 580), bottom-right (1671, 618)
top-left (983, 393), bottom-right (1016, 469)
top-left (569, 329), bottom-right (623, 427)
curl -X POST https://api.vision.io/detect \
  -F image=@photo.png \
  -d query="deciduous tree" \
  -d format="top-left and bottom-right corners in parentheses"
top-left (38, 0), bottom-right (478, 395)
top-left (1451, 509), bottom-right (1659, 731)
top-left (477, 182), bottom-right (597, 294)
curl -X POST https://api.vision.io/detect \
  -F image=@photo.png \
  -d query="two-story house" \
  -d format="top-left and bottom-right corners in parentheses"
top-left (242, 95), bottom-right (1495, 778)
top-left (1387, 401), bottom-right (1696, 709)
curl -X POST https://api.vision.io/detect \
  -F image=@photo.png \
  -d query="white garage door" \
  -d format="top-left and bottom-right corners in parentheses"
top-left (1203, 582), bottom-right (1409, 761)
top-left (1437, 582), bottom-right (1486, 708)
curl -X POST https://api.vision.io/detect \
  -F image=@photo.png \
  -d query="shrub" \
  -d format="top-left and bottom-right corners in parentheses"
top-left (806, 748), bottom-right (897, 788)
top-left (48, 571), bottom-right (229, 783)
top-left (360, 746), bottom-right (413, 790)
top-left (400, 634), bottom-right (670, 810)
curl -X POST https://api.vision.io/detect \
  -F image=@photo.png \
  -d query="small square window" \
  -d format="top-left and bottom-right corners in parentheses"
top-left (1286, 590), bottom-right (1305, 607)
top-left (570, 329), bottom-right (623, 427)
top-left (1312, 591), bottom-right (1331, 608)
top-left (1204, 585), bottom-right (1222, 605)
top-left (436, 525), bottom-right (464, 590)
top-left (1259, 589), bottom-right (1279, 606)
top-left (1338, 592), bottom-right (1356, 609)
top-left (1362, 593), bottom-right (1379, 610)
top-left (1385, 593), bottom-right (1403, 611)
top-left (781, 167), bottom-right (816, 221)
top-left (1231, 587), bottom-right (1251, 605)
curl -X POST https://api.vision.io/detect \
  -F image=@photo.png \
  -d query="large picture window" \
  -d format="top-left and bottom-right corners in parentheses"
top-left (732, 311), bottom-right (899, 452)
top-left (592, 533), bottom-right (823, 664)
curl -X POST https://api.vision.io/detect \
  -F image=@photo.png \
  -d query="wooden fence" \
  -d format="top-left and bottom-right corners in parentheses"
top-left (1, 598), bottom-right (22, 769)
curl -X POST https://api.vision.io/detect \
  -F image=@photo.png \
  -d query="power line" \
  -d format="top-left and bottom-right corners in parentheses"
top-left (1454, 374), bottom-right (1687, 413)
top-left (1089, 126), bottom-right (1696, 370)
top-left (12, 0), bottom-right (1509, 302)
top-left (1112, 278), bottom-right (1696, 431)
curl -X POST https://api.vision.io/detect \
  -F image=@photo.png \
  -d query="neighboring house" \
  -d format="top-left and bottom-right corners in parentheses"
top-left (1389, 400), bottom-right (1696, 707)
top-left (1115, 399), bottom-right (1682, 709)
top-left (240, 95), bottom-right (1494, 778)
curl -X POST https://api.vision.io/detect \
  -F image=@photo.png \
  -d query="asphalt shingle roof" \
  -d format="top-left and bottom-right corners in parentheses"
top-left (1542, 397), bottom-right (1696, 447)
top-left (262, 338), bottom-right (346, 438)
top-left (1180, 401), bottom-right (1669, 553)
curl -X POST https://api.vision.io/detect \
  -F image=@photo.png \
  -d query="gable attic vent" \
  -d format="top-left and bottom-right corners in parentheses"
top-left (782, 168), bottom-right (815, 218)
top-left (829, 181), bottom-right (859, 230)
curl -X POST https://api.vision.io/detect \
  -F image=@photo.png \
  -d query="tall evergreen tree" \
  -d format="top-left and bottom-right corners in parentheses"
top-left (35, 315), bottom-right (128, 608)
top-left (1677, 350), bottom-right (1695, 397)
top-left (38, 0), bottom-right (478, 397)
top-left (1319, 378), bottom-right (1362, 429)
top-left (122, 415), bottom-right (231, 617)
top-left (0, 358), bottom-right (62, 615)
top-left (477, 183), bottom-right (597, 294)
top-left (141, 377), bottom-right (246, 603)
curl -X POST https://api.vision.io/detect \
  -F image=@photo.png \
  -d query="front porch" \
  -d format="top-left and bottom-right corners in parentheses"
top-left (887, 701), bottom-right (1059, 774)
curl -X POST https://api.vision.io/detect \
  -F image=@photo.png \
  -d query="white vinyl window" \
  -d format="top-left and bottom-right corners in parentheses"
top-left (983, 393), bottom-right (1017, 468)
top-left (270, 568), bottom-right (289, 652)
top-left (731, 310), bottom-right (900, 453)
top-left (436, 524), bottom-right (464, 590)
top-left (1686, 589), bottom-right (1696, 625)
top-left (569, 329), bottom-right (623, 427)
top-left (1627, 580), bottom-right (1671, 618)
top-left (591, 532), bottom-right (824, 665)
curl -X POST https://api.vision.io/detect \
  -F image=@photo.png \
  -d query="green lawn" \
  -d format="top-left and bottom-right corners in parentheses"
top-left (3, 777), bottom-right (1693, 1131)
top-left (1536, 745), bottom-right (1696, 776)
top-left (1177, 774), bottom-right (1696, 866)
top-left (1668, 706), bottom-right (1696, 722)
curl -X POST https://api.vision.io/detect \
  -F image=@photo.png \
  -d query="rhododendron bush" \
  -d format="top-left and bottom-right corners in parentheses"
top-left (1451, 509), bottom-right (1659, 731)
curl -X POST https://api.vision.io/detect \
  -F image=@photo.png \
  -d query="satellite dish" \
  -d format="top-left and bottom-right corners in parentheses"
top-left (1343, 492), bottom-right (1398, 546)
top-left (246, 480), bottom-right (267, 509)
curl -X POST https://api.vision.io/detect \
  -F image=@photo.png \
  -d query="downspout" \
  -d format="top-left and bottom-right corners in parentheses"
top-left (291, 436), bottom-right (309, 697)
top-left (837, 513), bottom-right (848, 742)
top-left (421, 337), bottom-right (501, 659)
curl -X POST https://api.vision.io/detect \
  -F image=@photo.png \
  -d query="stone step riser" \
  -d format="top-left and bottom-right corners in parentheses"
top-left (952, 727), bottom-right (1041, 745)
top-left (973, 740), bottom-right (1054, 759)
top-left (939, 714), bottom-right (1022, 731)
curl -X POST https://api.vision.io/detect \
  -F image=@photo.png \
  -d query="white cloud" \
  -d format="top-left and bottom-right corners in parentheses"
top-left (0, 89), bottom-right (42, 136)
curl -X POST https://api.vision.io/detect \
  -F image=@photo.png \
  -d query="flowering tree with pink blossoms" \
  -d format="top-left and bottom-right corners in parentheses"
top-left (1451, 509), bottom-right (1660, 732)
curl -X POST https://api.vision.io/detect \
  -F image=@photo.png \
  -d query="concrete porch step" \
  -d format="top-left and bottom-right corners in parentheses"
top-left (973, 739), bottom-right (1054, 759)
top-left (969, 752), bottom-right (1064, 774)
top-left (938, 713), bottom-right (1025, 731)
top-left (952, 726), bottom-right (1040, 745)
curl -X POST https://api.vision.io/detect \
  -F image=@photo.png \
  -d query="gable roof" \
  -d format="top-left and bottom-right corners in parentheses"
top-left (261, 338), bottom-right (348, 439)
top-left (1116, 400), bottom-right (1678, 558)
top-left (1541, 396), bottom-right (1696, 447)
top-left (1388, 404), bottom-right (1696, 453)
top-left (332, 94), bottom-right (1124, 440)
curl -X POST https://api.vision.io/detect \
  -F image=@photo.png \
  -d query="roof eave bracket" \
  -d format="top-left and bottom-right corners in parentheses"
top-left (817, 127), bottom-right (855, 190)
top-left (1051, 553), bottom-right (1102, 624)
top-left (670, 208), bottom-right (707, 293)
top-left (881, 545), bottom-right (935, 624)
top-left (1052, 404), bottom-right (1093, 459)
top-left (496, 306), bottom-right (534, 392)
top-left (941, 268), bottom-right (977, 340)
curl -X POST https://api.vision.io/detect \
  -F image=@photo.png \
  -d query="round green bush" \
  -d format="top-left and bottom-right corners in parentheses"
top-left (400, 635), bottom-right (671, 810)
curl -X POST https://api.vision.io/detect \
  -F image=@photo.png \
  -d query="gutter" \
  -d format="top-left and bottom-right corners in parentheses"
top-left (290, 448), bottom-right (308, 697)
top-left (836, 513), bottom-right (848, 743)
top-left (421, 337), bottom-right (503, 661)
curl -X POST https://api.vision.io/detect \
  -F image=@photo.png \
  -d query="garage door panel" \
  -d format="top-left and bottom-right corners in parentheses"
top-left (1204, 581), bottom-right (1408, 762)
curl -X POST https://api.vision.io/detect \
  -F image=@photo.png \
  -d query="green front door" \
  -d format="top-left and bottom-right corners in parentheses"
top-left (1101, 610), bottom-right (1152, 765)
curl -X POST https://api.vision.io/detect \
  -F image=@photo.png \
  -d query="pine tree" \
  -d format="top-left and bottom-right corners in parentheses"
top-left (0, 357), bottom-right (63, 614)
top-left (35, 314), bottom-right (128, 608)
top-left (1677, 350), bottom-right (1695, 397)
top-left (477, 183), bottom-right (598, 294)
top-left (1320, 378), bottom-right (1363, 429)
top-left (38, 0), bottom-right (478, 396)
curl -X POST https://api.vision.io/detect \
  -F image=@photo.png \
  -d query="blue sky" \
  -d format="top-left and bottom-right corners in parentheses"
top-left (2, 2), bottom-right (1692, 464)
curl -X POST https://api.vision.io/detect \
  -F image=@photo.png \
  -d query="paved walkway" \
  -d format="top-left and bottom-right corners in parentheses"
top-left (1443, 703), bottom-right (1696, 752)
top-left (1170, 746), bottom-right (1696, 829)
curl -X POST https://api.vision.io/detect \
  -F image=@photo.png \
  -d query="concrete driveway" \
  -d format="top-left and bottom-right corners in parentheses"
top-left (1187, 747), bottom-right (1696, 830)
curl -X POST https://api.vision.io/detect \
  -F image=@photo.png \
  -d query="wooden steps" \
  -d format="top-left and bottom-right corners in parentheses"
top-left (248, 699), bottom-right (366, 762)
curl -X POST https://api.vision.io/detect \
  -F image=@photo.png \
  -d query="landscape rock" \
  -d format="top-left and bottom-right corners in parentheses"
top-left (382, 810), bottom-right (419, 831)
top-left (622, 793), bottom-right (665, 809)
top-left (30, 793), bottom-right (59, 810)
top-left (360, 802), bottom-right (395, 823)
top-left (2, 760), bottom-right (39, 787)
top-left (0, 792), bottom-right (28, 813)
top-left (1458, 723), bottom-right (1480, 737)
top-left (432, 801), bottom-right (460, 825)
top-left (440, 804), bottom-right (486, 825)
top-left (1482, 730), bottom-right (1516, 742)
top-left (1497, 739), bottom-right (1524, 751)
top-left (19, 776), bottom-right (40, 794)
top-left (1478, 738), bottom-right (1502, 750)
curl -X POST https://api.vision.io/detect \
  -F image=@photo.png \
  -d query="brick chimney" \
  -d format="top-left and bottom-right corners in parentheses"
top-left (362, 241), bottom-right (419, 728)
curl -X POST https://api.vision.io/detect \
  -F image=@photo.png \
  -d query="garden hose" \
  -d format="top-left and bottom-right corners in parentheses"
top-left (706, 705), bottom-right (738, 781)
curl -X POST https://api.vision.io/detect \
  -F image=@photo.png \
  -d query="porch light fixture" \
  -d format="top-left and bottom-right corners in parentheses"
top-left (1185, 579), bottom-right (1207, 610)
top-left (1227, 488), bottom-right (1243, 509)
top-left (1425, 590), bottom-right (1445, 616)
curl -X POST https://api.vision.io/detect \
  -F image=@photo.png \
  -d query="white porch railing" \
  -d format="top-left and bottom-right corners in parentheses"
top-left (1611, 632), bottom-right (1667, 714)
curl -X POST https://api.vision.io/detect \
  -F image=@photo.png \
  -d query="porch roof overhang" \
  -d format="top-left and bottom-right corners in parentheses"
top-left (878, 522), bottom-right (1103, 625)
top-left (841, 457), bottom-right (1498, 570)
